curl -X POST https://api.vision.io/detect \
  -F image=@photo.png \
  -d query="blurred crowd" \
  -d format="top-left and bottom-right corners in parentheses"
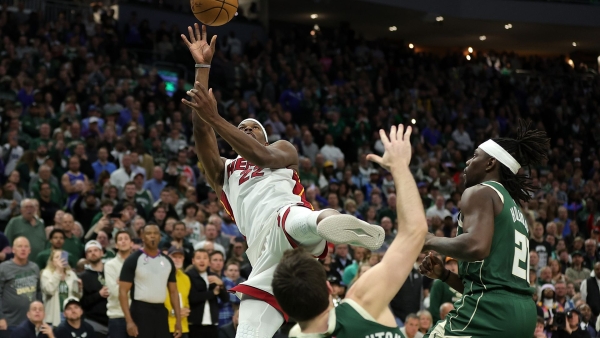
top-left (0, 1), bottom-right (599, 338)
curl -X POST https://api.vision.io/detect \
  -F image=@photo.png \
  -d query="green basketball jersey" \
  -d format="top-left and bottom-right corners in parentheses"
top-left (289, 300), bottom-right (405, 338)
top-left (457, 181), bottom-right (533, 296)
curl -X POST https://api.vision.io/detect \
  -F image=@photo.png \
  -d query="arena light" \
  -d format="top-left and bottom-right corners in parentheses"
top-left (567, 59), bottom-right (574, 68)
top-left (505, 23), bottom-right (512, 29)
top-left (466, 55), bottom-right (471, 61)
top-left (310, 14), bottom-right (318, 19)
top-left (389, 26), bottom-right (397, 32)
top-left (479, 35), bottom-right (487, 41)
top-left (408, 43), bottom-right (414, 49)
top-left (411, 119), bottom-right (416, 124)
top-left (467, 47), bottom-right (473, 53)
top-left (310, 30), bottom-right (316, 36)
top-left (572, 42), bottom-right (577, 47)
top-left (436, 16), bottom-right (444, 22)
top-left (314, 24), bottom-right (320, 31)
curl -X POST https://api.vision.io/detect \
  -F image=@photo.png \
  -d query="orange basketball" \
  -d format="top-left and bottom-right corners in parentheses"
top-left (190, 0), bottom-right (239, 26)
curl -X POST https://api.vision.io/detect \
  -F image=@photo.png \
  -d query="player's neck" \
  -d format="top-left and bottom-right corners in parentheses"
top-left (300, 306), bottom-right (332, 334)
top-left (481, 173), bottom-right (501, 184)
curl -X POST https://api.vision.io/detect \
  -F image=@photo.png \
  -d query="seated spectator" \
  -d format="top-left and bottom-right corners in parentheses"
top-left (400, 313), bottom-right (424, 338)
top-left (54, 298), bottom-right (95, 338)
top-left (10, 301), bottom-right (55, 338)
top-left (566, 251), bottom-right (591, 288)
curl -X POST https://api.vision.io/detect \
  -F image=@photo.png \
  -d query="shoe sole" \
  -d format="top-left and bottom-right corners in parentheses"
top-left (317, 214), bottom-right (385, 251)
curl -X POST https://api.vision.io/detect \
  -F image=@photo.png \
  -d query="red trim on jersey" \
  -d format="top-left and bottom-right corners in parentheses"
top-left (229, 284), bottom-right (289, 322)
top-left (220, 191), bottom-right (235, 222)
top-left (292, 171), bottom-right (314, 210)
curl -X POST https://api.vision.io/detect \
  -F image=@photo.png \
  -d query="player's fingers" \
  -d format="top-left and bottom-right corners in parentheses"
top-left (180, 34), bottom-right (191, 47)
top-left (404, 125), bottom-right (412, 140)
top-left (209, 35), bottom-right (217, 50)
top-left (187, 26), bottom-right (196, 43)
top-left (378, 129), bottom-right (390, 146)
top-left (208, 88), bottom-right (216, 102)
top-left (181, 99), bottom-right (197, 109)
top-left (197, 23), bottom-right (203, 40)
top-left (395, 124), bottom-right (403, 141)
top-left (366, 154), bottom-right (383, 165)
top-left (389, 125), bottom-right (397, 142)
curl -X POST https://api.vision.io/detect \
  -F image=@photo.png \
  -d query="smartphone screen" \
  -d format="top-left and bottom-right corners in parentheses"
top-left (60, 251), bottom-right (69, 266)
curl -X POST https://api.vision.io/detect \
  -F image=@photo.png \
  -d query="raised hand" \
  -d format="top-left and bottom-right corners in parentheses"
top-left (182, 82), bottom-right (218, 121)
top-left (366, 124), bottom-right (413, 171)
top-left (181, 23), bottom-right (217, 64)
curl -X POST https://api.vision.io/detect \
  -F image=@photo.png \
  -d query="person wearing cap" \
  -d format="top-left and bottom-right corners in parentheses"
top-left (320, 134), bottom-right (345, 169)
top-left (79, 240), bottom-right (109, 336)
top-left (566, 251), bottom-right (591, 288)
top-left (10, 301), bottom-right (55, 338)
top-left (82, 105), bottom-right (105, 133)
top-left (54, 298), bottom-right (95, 338)
top-left (328, 275), bottom-right (346, 307)
top-left (164, 246), bottom-right (191, 338)
top-left (425, 256), bottom-right (462, 323)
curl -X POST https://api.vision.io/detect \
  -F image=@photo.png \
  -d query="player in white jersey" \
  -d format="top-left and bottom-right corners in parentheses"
top-left (180, 24), bottom-right (385, 338)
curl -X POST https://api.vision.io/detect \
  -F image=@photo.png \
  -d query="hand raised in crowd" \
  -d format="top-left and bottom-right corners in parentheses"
top-left (181, 23), bottom-right (217, 64)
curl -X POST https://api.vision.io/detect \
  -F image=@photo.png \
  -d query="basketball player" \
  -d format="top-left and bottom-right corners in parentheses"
top-left (180, 24), bottom-right (384, 338)
top-left (272, 124), bottom-right (427, 337)
top-left (419, 121), bottom-right (550, 338)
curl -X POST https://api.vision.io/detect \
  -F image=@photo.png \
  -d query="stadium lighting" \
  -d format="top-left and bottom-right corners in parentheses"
top-left (505, 23), bottom-right (512, 29)
top-left (408, 43), bottom-right (414, 49)
top-left (310, 30), bottom-right (316, 36)
top-left (466, 55), bottom-right (471, 61)
top-left (310, 14), bottom-right (318, 19)
top-left (468, 47), bottom-right (473, 53)
top-left (411, 119), bottom-right (416, 124)
top-left (479, 35), bottom-right (487, 41)
top-left (572, 42), bottom-right (577, 47)
top-left (314, 24), bottom-right (320, 31)
top-left (436, 16), bottom-right (444, 22)
top-left (567, 59), bottom-right (574, 68)
top-left (389, 26), bottom-right (397, 32)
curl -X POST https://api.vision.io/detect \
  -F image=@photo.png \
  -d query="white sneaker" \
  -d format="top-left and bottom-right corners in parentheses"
top-left (317, 214), bottom-right (385, 250)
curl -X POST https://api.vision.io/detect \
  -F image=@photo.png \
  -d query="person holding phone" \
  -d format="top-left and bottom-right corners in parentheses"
top-left (10, 301), bottom-right (55, 338)
top-left (41, 249), bottom-right (82, 327)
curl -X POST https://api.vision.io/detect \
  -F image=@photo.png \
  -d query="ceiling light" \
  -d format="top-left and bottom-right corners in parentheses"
top-left (505, 23), bottom-right (512, 29)
top-left (466, 55), bottom-right (471, 60)
top-left (479, 35), bottom-right (487, 41)
top-left (310, 30), bottom-right (316, 36)
top-left (408, 43), bottom-right (414, 49)
top-left (468, 47), bottom-right (473, 53)
top-left (572, 42), bottom-right (577, 47)
top-left (411, 119), bottom-right (416, 124)
top-left (310, 14), bottom-right (318, 19)
top-left (313, 24), bottom-right (320, 31)
top-left (567, 59), bottom-right (574, 68)
top-left (436, 16), bottom-right (444, 22)
top-left (389, 26), bottom-right (397, 32)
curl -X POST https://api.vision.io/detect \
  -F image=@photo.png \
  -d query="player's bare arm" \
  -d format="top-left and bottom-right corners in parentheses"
top-left (180, 24), bottom-right (226, 194)
top-left (186, 84), bottom-right (299, 170)
top-left (345, 125), bottom-right (428, 325)
top-left (423, 185), bottom-right (499, 261)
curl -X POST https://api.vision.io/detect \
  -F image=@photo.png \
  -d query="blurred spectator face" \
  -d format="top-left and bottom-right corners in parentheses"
top-left (8, 171), bottom-right (19, 184)
top-left (98, 148), bottom-right (108, 161)
top-left (233, 242), bottom-right (244, 257)
top-left (381, 217), bottom-right (393, 233)
top-left (595, 263), bottom-right (600, 277)
top-left (533, 322), bottom-right (544, 336)
top-left (122, 154), bottom-right (132, 168)
top-left (540, 267), bottom-right (551, 281)
top-left (125, 184), bottom-right (136, 199)
top-left (210, 253), bottom-right (224, 273)
top-left (62, 214), bottom-right (75, 233)
top-left (555, 283), bottom-right (566, 298)
top-left (533, 224), bottom-right (544, 239)
top-left (115, 232), bottom-right (132, 253)
top-left (172, 223), bottom-right (186, 240)
top-left (353, 247), bottom-right (367, 261)
top-left (567, 283), bottom-right (576, 297)
top-left (69, 157), bottom-right (80, 172)
top-left (303, 131), bottom-right (312, 144)
top-left (165, 219), bottom-right (176, 234)
top-left (39, 166), bottom-right (51, 181)
top-left (557, 207), bottom-right (567, 220)
top-left (555, 239), bottom-right (566, 252)
top-left (404, 317), bottom-right (419, 337)
top-left (64, 303), bottom-right (83, 322)
top-left (335, 244), bottom-right (349, 257)
top-left (345, 201), bottom-right (357, 214)
top-left (328, 193), bottom-right (339, 208)
top-left (585, 240), bottom-right (596, 255)
top-left (86, 245), bottom-right (103, 264)
top-left (419, 313), bottom-right (432, 333)
top-left (529, 251), bottom-right (539, 267)
top-left (13, 237), bottom-right (31, 261)
top-left (387, 194), bottom-right (397, 208)
top-left (134, 175), bottom-right (144, 189)
top-left (133, 217), bottom-right (145, 233)
top-left (578, 304), bottom-right (592, 322)
top-left (569, 222), bottom-right (579, 234)
top-left (54, 210), bottom-right (64, 225)
top-left (371, 193), bottom-right (382, 205)
top-left (354, 190), bottom-right (364, 204)
top-left (435, 196), bottom-right (445, 209)
top-left (205, 224), bottom-right (218, 240)
top-left (27, 302), bottom-right (45, 325)
top-left (170, 252), bottom-right (184, 270)
top-left (21, 200), bottom-right (36, 220)
top-left (49, 231), bottom-right (64, 249)
top-left (225, 263), bottom-right (240, 280)
top-left (154, 207), bottom-right (166, 222)
top-left (324, 134), bottom-right (334, 145)
top-left (97, 231), bottom-right (109, 248)
top-left (193, 250), bottom-right (209, 272)
top-left (40, 183), bottom-right (52, 199)
top-left (546, 235), bottom-right (555, 247)
top-left (195, 210), bottom-right (206, 224)
top-left (567, 312), bottom-right (579, 329)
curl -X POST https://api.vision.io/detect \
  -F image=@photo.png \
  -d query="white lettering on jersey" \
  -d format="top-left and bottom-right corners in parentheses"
top-left (509, 206), bottom-right (526, 226)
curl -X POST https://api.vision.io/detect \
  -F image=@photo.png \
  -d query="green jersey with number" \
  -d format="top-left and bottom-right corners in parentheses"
top-left (457, 181), bottom-right (533, 296)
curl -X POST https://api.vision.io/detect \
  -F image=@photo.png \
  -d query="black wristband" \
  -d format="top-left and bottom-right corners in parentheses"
top-left (441, 269), bottom-right (451, 283)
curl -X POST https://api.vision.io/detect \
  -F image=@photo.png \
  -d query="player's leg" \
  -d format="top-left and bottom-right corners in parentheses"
top-left (282, 206), bottom-right (384, 251)
top-left (236, 295), bottom-right (284, 338)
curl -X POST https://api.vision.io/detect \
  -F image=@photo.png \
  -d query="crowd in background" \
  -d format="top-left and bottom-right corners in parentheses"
top-left (0, 1), bottom-right (599, 338)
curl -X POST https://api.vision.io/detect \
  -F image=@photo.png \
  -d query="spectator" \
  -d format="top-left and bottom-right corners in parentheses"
top-left (577, 304), bottom-right (597, 338)
top-left (566, 251), bottom-right (591, 288)
top-left (187, 249), bottom-right (229, 338)
top-left (160, 222), bottom-right (194, 267)
top-left (10, 301), bottom-right (55, 338)
top-left (530, 222), bottom-right (553, 269)
top-left (58, 214), bottom-right (85, 262)
top-left (583, 239), bottom-right (599, 270)
top-left (164, 246), bottom-right (191, 338)
top-left (92, 147), bottom-right (117, 183)
top-left (390, 255), bottom-right (425, 327)
top-left (0, 237), bottom-right (40, 334)
top-left (341, 247), bottom-right (369, 286)
top-left (579, 262), bottom-right (600, 318)
top-left (416, 310), bottom-right (432, 336)
top-left (1, 131), bottom-right (24, 179)
top-left (109, 154), bottom-right (136, 191)
top-left (144, 167), bottom-right (168, 202)
top-left (182, 202), bottom-right (203, 245)
top-left (425, 196), bottom-right (452, 220)
top-left (555, 281), bottom-right (575, 310)
top-left (400, 313), bottom-right (424, 338)
top-left (104, 231), bottom-right (133, 338)
top-left (36, 182), bottom-right (62, 227)
top-left (320, 135), bottom-right (344, 168)
top-left (79, 240), bottom-right (109, 337)
top-left (218, 306), bottom-right (238, 338)
top-left (61, 156), bottom-right (89, 211)
top-left (54, 298), bottom-right (96, 338)
top-left (40, 249), bottom-right (82, 327)
top-left (36, 229), bottom-right (78, 270)
top-left (552, 309), bottom-right (591, 338)
top-left (5, 199), bottom-right (45, 260)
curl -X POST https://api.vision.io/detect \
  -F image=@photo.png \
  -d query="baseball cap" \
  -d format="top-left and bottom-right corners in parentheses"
top-left (329, 178), bottom-right (339, 185)
top-left (85, 240), bottom-right (102, 252)
top-left (88, 105), bottom-right (99, 112)
top-left (323, 160), bottom-right (334, 168)
top-left (327, 275), bottom-right (345, 287)
top-left (126, 126), bottom-right (137, 133)
top-left (445, 256), bottom-right (457, 263)
top-left (571, 250), bottom-right (584, 258)
top-left (89, 116), bottom-right (99, 124)
top-left (168, 246), bottom-right (185, 256)
top-left (63, 297), bottom-right (81, 309)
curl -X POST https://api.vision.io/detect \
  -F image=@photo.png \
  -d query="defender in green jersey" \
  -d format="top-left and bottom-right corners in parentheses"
top-left (420, 121), bottom-right (549, 338)
top-left (273, 125), bottom-right (428, 338)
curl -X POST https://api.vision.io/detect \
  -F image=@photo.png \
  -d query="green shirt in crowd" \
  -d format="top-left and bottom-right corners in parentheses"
top-left (5, 216), bottom-right (46, 260)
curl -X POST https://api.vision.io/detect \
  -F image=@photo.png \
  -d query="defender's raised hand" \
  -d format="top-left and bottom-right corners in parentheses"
top-left (366, 124), bottom-right (413, 171)
top-left (181, 23), bottom-right (217, 64)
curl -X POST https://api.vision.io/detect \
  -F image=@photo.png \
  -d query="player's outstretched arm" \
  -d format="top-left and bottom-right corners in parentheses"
top-left (185, 84), bottom-right (298, 169)
top-left (423, 186), bottom-right (496, 261)
top-left (181, 24), bottom-right (226, 194)
top-left (345, 125), bottom-right (428, 325)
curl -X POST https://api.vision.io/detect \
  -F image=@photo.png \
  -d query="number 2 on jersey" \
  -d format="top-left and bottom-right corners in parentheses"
top-left (512, 230), bottom-right (530, 283)
top-left (239, 166), bottom-right (264, 185)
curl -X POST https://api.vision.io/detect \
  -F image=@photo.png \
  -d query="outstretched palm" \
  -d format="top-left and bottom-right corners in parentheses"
top-left (181, 23), bottom-right (217, 64)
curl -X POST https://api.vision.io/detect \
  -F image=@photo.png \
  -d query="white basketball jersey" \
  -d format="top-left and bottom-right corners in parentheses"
top-left (220, 156), bottom-right (313, 239)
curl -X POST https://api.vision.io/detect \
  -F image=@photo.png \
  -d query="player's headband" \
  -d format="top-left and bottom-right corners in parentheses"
top-left (479, 140), bottom-right (521, 174)
top-left (238, 118), bottom-right (268, 143)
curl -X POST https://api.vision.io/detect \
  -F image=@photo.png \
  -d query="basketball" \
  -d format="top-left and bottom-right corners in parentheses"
top-left (190, 0), bottom-right (239, 26)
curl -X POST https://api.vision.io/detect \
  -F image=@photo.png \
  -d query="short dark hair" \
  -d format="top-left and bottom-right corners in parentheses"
top-left (183, 201), bottom-right (198, 214)
top-left (49, 228), bottom-right (66, 239)
top-left (173, 221), bottom-right (186, 231)
top-left (193, 249), bottom-right (209, 258)
top-left (210, 251), bottom-right (224, 260)
top-left (115, 230), bottom-right (132, 242)
top-left (272, 248), bottom-right (329, 322)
